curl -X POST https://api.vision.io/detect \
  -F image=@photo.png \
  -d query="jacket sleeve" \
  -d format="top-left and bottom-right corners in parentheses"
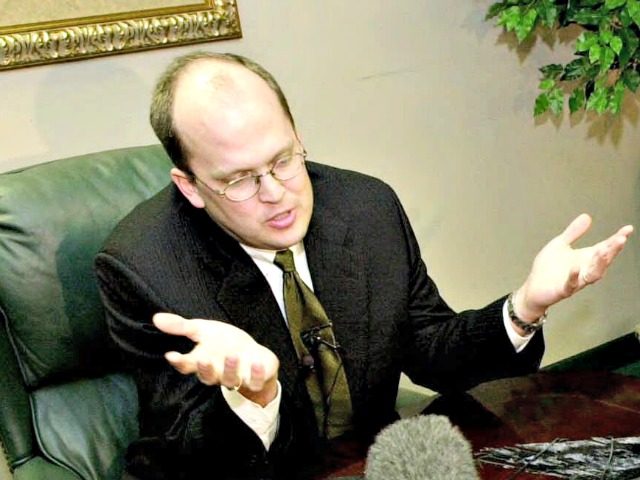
top-left (388, 192), bottom-right (545, 394)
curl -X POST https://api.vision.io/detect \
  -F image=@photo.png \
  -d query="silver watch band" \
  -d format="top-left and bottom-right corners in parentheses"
top-left (507, 292), bottom-right (547, 334)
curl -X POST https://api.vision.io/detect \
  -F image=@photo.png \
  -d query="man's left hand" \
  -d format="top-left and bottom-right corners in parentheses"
top-left (512, 213), bottom-right (633, 328)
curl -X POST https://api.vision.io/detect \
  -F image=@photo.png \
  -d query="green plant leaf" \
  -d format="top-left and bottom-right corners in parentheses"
top-left (486, 2), bottom-right (508, 20)
top-left (600, 47), bottom-right (616, 72)
top-left (576, 31), bottom-right (598, 52)
top-left (536, 0), bottom-right (559, 27)
top-left (539, 78), bottom-right (556, 90)
top-left (600, 29), bottom-right (614, 45)
top-left (534, 92), bottom-right (551, 116)
top-left (609, 81), bottom-right (626, 113)
top-left (568, 8), bottom-right (606, 25)
top-left (486, 1), bottom-right (524, 20)
top-left (589, 43), bottom-right (603, 63)
top-left (605, 0), bottom-right (627, 10)
top-left (569, 87), bottom-right (586, 113)
top-left (609, 35), bottom-right (623, 54)
top-left (562, 58), bottom-right (588, 80)
top-left (621, 68), bottom-right (640, 90)
top-left (497, 6), bottom-right (521, 31)
top-left (516, 8), bottom-right (539, 42)
top-left (586, 84), bottom-right (610, 113)
top-left (540, 63), bottom-right (564, 79)
top-left (618, 28), bottom-right (639, 65)
top-left (620, 6), bottom-right (633, 25)
top-left (627, 0), bottom-right (640, 27)
top-left (548, 87), bottom-right (565, 115)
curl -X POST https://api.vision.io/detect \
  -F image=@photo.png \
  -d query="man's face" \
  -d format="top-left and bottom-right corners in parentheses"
top-left (171, 63), bottom-right (314, 251)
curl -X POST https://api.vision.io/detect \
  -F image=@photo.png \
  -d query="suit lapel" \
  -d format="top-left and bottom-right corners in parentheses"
top-left (304, 201), bottom-right (371, 407)
top-left (183, 205), bottom-right (303, 401)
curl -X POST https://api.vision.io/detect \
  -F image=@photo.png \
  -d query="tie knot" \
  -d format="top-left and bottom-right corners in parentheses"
top-left (274, 249), bottom-right (296, 273)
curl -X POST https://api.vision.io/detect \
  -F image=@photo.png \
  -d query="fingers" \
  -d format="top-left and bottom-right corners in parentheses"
top-left (616, 224), bottom-right (634, 238)
top-left (561, 215), bottom-right (633, 250)
top-left (164, 350), bottom-right (197, 375)
top-left (165, 351), bottom-right (242, 387)
top-left (578, 258), bottom-right (601, 287)
top-left (601, 225), bottom-right (633, 253)
top-left (566, 266), bottom-right (581, 291)
top-left (560, 213), bottom-right (592, 245)
top-left (220, 352), bottom-right (277, 392)
top-left (164, 349), bottom-right (220, 376)
top-left (246, 363), bottom-right (267, 392)
top-left (219, 356), bottom-right (243, 389)
top-left (197, 359), bottom-right (217, 386)
top-left (154, 313), bottom-right (279, 393)
top-left (153, 313), bottom-right (200, 341)
top-left (164, 348), bottom-right (277, 392)
top-left (559, 216), bottom-right (633, 290)
top-left (578, 226), bottom-right (633, 287)
top-left (153, 314), bottom-right (258, 346)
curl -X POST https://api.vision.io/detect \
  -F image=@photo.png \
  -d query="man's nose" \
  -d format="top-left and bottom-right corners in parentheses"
top-left (257, 172), bottom-right (285, 203)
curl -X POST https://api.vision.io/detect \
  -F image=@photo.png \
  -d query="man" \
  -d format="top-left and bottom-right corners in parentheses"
top-left (95, 52), bottom-right (633, 480)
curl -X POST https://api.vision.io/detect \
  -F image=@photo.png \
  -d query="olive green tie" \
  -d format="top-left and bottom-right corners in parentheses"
top-left (274, 249), bottom-right (353, 439)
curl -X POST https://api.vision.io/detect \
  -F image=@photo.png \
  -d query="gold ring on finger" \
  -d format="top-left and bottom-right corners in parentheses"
top-left (225, 377), bottom-right (242, 391)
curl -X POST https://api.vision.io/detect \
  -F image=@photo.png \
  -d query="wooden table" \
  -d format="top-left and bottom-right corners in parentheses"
top-left (312, 371), bottom-right (640, 479)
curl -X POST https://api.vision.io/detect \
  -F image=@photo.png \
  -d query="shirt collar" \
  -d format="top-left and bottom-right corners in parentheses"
top-left (240, 242), bottom-right (305, 264)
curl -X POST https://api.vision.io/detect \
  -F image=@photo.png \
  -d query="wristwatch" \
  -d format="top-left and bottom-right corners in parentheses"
top-left (507, 292), bottom-right (547, 334)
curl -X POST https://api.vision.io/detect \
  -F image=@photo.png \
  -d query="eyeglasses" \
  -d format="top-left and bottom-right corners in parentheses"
top-left (192, 150), bottom-right (307, 202)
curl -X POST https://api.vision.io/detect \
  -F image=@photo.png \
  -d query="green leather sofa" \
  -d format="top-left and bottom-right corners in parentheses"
top-left (0, 145), bottom-right (171, 480)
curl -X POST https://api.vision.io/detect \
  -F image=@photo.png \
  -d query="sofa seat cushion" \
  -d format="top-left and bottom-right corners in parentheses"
top-left (13, 456), bottom-right (82, 480)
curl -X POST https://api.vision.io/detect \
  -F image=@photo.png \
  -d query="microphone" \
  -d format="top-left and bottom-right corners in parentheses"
top-left (301, 323), bottom-right (340, 352)
top-left (364, 415), bottom-right (479, 480)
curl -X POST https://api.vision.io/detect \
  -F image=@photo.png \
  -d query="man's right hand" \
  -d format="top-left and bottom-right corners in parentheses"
top-left (153, 312), bottom-right (280, 406)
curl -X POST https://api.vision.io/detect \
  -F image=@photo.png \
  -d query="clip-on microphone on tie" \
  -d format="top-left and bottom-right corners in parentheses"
top-left (301, 323), bottom-right (340, 350)
top-left (299, 323), bottom-right (340, 374)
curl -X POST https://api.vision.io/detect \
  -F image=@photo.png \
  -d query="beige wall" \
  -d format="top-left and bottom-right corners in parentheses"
top-left (1, 0), bottom-right (638, 368)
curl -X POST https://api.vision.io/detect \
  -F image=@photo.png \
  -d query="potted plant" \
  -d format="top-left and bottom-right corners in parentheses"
top-left (486, 0), bottom-right (640, 115)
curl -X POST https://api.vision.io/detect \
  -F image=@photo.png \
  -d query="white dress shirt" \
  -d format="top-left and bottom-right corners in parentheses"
top-left (220, 242), bottom-right (533, 450)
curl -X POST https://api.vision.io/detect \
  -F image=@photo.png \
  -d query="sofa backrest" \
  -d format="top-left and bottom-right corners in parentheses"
top-left (0, 145), bottom-right (172, 479)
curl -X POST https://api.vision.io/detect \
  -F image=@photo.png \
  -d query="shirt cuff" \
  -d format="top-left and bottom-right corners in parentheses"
top-left (502, 300), bottom-right (534, 353)
top-left (220, 381), bottom-right (281, 451)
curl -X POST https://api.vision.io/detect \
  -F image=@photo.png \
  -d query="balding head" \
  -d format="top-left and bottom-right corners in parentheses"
top-left (150, 52), bottom-right (295, 174)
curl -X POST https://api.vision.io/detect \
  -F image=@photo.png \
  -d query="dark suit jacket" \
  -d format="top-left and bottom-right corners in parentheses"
top-left (95, 162), bottom-right (544, 479)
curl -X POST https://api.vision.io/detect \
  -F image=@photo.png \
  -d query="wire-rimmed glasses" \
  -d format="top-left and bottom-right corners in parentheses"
top-left (192, 150), bottom-right (307, 202)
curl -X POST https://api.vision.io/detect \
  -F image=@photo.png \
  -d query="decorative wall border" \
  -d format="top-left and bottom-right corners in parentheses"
top-left (0, 1), bottom-right (241, 71)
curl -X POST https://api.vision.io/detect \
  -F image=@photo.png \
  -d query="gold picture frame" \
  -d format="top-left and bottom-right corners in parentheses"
top-left (0, 0), bottom-right (242, 71)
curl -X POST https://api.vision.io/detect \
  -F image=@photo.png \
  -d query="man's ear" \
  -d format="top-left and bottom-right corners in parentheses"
top-left (171, 168), bottom-right (206, 208)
